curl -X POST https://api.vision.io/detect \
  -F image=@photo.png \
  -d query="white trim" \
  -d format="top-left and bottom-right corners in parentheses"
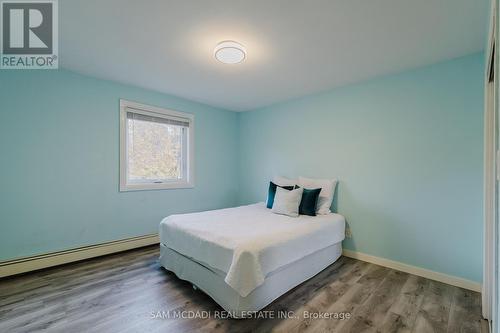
top-left (0, 238), bottom-right (481, 292)
top-left (483, 0), bottom-right (497, 322)
top-left (342, 249), bottom-right (481, 293)
top-left (484, 80), bottom-right (496, 320)
top-left (119, 99), bottom-right (195, 192)
top-left (0, 234), bottom-right (159, 278)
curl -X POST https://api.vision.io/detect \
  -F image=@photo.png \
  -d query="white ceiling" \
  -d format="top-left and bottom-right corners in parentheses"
top-left (60, 0), bottom-right (489, 111)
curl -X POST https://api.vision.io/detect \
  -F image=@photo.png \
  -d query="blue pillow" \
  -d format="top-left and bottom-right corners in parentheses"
top-left (298, 187), bottom-right (322, 216)
top-left (267, 182), bottom-right (295, 208)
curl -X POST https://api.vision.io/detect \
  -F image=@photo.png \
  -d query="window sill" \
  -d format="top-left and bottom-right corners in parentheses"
top-left (119, 181), bottom-right (194, 192)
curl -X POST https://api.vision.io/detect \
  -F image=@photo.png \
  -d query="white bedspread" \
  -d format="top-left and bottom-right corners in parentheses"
top-left (159, 203), bottom-right (345, 297)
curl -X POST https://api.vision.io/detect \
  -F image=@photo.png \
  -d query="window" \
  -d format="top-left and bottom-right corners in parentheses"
top-left (120, 100), bottom-right (194, 191)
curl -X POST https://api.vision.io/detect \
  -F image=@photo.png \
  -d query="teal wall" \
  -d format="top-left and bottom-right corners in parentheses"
top-left (0, 53), bottom-right (485, 283)
top-left (0, 69), bottom-right (239, 261)
top-left (238, 53), bottom-right (484, 282)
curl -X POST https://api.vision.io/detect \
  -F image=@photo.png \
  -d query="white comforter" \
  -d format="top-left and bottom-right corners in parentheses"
top-left (159, 203), bottom-right (345, 297)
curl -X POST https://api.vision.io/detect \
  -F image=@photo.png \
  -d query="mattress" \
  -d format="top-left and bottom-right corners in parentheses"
top-left (159, 203), bottom-right (345, 297)
top-left (159, 242), bottom-right (343, 317)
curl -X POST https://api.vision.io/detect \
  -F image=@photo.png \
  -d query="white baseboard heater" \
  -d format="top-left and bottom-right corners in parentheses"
top-left (0, 234), bottom-right (159, 278)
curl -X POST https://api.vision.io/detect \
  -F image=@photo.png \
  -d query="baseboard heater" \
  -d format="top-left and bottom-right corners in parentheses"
top-left (0, 233), bottom-right (159, 279)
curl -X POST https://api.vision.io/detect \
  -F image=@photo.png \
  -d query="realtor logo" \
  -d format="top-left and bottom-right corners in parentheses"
top-left (1, 0), bottom-right (58, 69)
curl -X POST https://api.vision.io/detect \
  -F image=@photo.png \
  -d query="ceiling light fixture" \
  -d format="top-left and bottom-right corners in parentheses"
top-left (214, 41), bottom-right (246, 64)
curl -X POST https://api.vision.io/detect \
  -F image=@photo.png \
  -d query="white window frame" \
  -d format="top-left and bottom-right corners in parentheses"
top-left (119, 99), bottom-right (194, 191)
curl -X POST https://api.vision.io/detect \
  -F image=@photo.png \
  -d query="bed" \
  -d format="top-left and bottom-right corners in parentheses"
top-left (159, 203), bottom-right (345, 317)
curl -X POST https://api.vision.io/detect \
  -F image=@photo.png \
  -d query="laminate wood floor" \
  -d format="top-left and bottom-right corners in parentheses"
top-left (0, 245), bottom-right (488, 333)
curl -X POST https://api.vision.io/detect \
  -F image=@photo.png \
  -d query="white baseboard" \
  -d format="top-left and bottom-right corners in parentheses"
top-left (0, 234), bottom-right (159, 278)
top-left (0, 237), bottom-right (481, 293)
top-left (342, 249), bottom-right (481, 292)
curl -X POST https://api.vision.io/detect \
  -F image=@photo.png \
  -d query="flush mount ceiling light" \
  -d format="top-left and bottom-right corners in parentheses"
top-left (214, 41), bottom-right (246, 64)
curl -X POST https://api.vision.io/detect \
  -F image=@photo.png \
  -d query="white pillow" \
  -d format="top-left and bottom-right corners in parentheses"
top-left (298, 177), bottom-right (338, 215)
top-left (272, 187), bottom-right (303, 217)
top-left (266, 176), bottom-right (297, 206)
top-left (273, 176), bottom-right (297, 187)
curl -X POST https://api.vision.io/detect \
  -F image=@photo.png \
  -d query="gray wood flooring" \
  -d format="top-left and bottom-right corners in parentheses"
top-left (0, 245), bottom-right (488, 333)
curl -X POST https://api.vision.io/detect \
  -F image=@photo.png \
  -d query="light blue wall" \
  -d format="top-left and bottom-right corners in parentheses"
top-left (238, 53), bottom-right (484, 282)
top-left (0, 69), bottom-right (239, 261)
top-left (0, 53), bottom-right (485, 283)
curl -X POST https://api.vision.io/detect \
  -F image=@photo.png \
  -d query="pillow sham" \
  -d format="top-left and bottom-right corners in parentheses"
top-left (298, 177), bottom-right (338, 215)
top-left (298, 187), bottom-right (322, 216)
top-left (272, 187), bottom-right (304, 217)
top-left (273, 176), bottom-right (297, 187)
top-left (266, 181), bottom-right (295, 208)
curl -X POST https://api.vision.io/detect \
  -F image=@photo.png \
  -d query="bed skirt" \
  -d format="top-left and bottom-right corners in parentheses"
top-left (159, 242), bottom-right (342, 318)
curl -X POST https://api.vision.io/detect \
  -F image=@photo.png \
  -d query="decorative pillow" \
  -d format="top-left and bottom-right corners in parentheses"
top-left (273, 176), bottom-right (297, 187)
top-left (272, 187), bottom-right (304, 217)
top-left (298, 187), bottom-right (322, 216)
top-left (266, 181), bottom-right (295, 208)
top-left (298, 177), bottom-right (338, 215)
